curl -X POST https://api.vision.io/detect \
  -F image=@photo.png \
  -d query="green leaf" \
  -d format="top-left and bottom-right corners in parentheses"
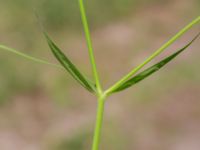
top-left (44, 33), bottom-right (96, 93)
top-left (112, 33), bottom-right (200, 93)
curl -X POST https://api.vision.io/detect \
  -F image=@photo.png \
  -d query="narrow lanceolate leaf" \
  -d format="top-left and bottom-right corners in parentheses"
top-left (44, 33), bottom-right (96, 93)
top-left (111, 33), bottom-right (200, 93)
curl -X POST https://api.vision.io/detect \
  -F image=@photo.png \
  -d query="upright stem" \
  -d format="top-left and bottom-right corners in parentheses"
top-left (92, 95), bottom-right (106, 150)
top-left (79, 0), bottom-right (102, 94)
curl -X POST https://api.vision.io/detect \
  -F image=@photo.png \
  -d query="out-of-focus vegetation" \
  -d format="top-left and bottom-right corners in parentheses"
top-left (1, 0), bottom-right (174, 30)
top-left (0, 0), bottom-right (200, 150)
top-left (2, 0), bottom-right (138, 29)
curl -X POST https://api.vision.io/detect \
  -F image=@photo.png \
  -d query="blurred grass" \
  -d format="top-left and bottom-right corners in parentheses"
top-left (49, 130), bottom-right (92, 150)
top-left (0, 55), bottom-right (39, 104)
top-left (0, 0), bottom-right (174, 30)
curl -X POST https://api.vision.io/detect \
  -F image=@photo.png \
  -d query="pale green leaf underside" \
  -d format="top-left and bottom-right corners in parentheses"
top-left (44, 33), bottom-right (96, 93)
top-left (111, 33), bottom-right (200, 93)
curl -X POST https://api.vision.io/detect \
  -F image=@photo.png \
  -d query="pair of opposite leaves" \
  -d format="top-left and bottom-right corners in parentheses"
top-left (45, 32), bottom-right (200, 94)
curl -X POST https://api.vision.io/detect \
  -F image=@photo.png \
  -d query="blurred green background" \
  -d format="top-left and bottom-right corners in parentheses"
top-left (0, 0), bottom-right (200, 150)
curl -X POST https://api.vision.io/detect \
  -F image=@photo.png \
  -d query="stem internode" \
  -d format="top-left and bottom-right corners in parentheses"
top-left (92, 95), bottom-right (106, 150)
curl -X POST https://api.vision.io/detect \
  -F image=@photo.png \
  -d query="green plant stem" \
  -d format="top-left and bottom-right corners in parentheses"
top-left (79, 0), bottom-right (102, 94)
top-left (0, 45), bottom-right (62, 68)
top-left (105, 16), bottom-right (200, 94)
top-left (92, 95), bottom-right (106, 150)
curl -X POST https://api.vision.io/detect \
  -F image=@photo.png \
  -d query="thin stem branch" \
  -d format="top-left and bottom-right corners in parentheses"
top-left (92, 95), bottom-right (106, 150)
top-left (106, 16), bottom-right (200, 94)
top-left (0, 45), bottom-right (63, 68)
top-left (79, 0), bottom-right (102, 94)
